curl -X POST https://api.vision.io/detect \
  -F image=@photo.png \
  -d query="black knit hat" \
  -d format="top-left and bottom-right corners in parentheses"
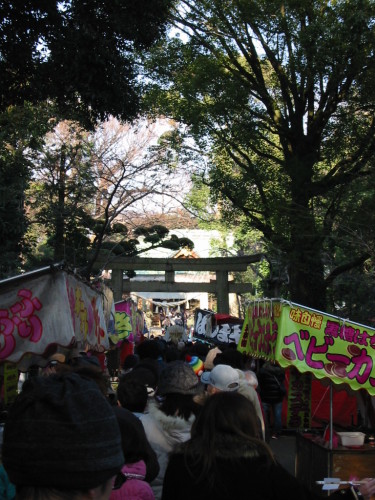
top-left (157, 360), bottom-right (203, 396)
top-left (2, 373), bottom-right (124, 490)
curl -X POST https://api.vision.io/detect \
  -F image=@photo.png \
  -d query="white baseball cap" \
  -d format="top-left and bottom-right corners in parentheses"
top-left (200, 364), bottom-right (240, 392)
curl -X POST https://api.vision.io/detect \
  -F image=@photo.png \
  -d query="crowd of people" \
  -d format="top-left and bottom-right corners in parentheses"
top-left (1, 331), bottom-right (375, 500)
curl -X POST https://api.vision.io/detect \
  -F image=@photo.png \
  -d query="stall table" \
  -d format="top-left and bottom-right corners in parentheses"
top-left (296, 432), bottom-right (375, 497)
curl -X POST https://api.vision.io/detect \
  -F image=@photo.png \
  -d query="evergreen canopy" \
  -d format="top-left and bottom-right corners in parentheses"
top-left (144, 0), bottom-right (375, 311)
top-left (0, 0), bottom-right (174, 124)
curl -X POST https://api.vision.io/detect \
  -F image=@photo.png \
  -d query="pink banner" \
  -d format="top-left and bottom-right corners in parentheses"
top-left (114, 300), bottom-right (145, 343)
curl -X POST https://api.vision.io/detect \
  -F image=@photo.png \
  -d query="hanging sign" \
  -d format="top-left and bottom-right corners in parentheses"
top-left (0, 270), bottom-right (108, 363)
top-left (114, 300), bottom-right (144, 344)
top-left (238, 300), bottom-right (375, 396)
top-left (194, 309), bottom-right (214, 338)
top-left (194, 309), bottom-right (243, 345)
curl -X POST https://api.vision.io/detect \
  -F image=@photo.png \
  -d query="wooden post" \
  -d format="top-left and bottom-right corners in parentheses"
top-left (111, 269), bottom-right (123, 301)
top-left (165, 267), bottom-right (175, 283)
top-left (216, 270), bottom-right (229, 314)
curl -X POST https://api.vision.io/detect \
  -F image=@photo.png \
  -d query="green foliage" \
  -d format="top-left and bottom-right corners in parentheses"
top-left (174, 237), bottom-right (194, 250)
top-left (158, 233), bottom-right (193, 250)
top-left (134, 225), bottom-right (170, 240)
top-left (0, 1), bottom-right (175, 277)
top-left (25, 122), bottom-right (97, 267)
top-left (321, 175), bottom-right (375, 319)
top-left (133, 225), bottom-right (194, 253)
top-left (327, 263), bottom-right (375, 325)
top-left (0, 103), bottom-right (54, 277)
top-left (110, 223), bottom-right (129, 236)
top-left (0, 0), bottom-right (174, 125)
top-left (99, 240), bottom-right (139, 257)
top-left (184, 176), bottom-right (218, 228)
top-left (144, 0), bottom-right (375, 313)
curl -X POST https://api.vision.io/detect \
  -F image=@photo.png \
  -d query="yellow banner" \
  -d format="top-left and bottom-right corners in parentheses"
top-left (238, 300), bottom-right (375, 396)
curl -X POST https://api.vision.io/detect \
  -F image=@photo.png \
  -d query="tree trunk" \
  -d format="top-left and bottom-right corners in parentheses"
top-left (288, 199), bottom-right (326, 311)
top-left (288, 226), bottom-right (327, 311)
top-left (287, 172), bottom-right (326, 311)
top-left (54, 148), bottom-right (66, 261)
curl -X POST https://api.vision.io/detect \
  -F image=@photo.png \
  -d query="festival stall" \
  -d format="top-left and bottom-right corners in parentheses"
top-left (0, 265), bottom-right (114, 407)
top-left (237, 299), bottom-right (375, 495)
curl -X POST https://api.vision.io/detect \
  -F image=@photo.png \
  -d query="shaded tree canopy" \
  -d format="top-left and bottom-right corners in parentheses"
top-left (0, 1), bottom-right (174, 278)
top-left (0, 0), bottom-right (174, 124)
top-left (144, 0), bottom-right (375, 311)
top-left (0, 102), bottom-right (54, 277)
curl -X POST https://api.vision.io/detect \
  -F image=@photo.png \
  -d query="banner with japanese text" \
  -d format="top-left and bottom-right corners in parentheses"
top-left (193, 309), bottom-right (243, 345)
top-left (238, 300), bottom-right (375, 396)
top-left (0, 270), bottom-right (108, 364)
top-left (114, 299), bottom-right (144, 344)
top-left (114, 300), bottom-right (134, 343)
top-left (194, 309), bottom-right (214, 338)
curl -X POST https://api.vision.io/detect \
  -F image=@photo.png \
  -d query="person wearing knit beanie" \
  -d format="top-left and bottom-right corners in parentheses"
top-left (2, 372), bottom-right (124, 500)
top-left (185, 355), bottom-right (204, 377)
top-left (157, 361), bottom-right (203, 397)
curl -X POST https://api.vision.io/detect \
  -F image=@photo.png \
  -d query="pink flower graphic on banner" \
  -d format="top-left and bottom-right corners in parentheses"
top-left (0, 310), bottom-right (16, 359)
top-left (10, 289), bottom-right (42, 342)
top-left (0, 289), bottom-right (43, 359)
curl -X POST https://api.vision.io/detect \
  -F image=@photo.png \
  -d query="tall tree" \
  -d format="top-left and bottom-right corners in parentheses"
top-left (27, 121), bottom-right (96, 265)
top-left (0, 0), bottom-right (174, 124)
top-left (144, 0), bottom-right (375, 310)
top-left (0, 0), bottom-right (174, 277)
top-left (0, 103), bottom-right (54, 277)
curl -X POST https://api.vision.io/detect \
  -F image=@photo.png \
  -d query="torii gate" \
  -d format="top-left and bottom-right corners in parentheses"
top-left (97, 254), bottom-right (263, 314)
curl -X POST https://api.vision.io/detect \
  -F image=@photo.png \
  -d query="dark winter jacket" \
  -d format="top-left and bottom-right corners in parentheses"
top-left (258, 362), bottom-right (286, 404)
top-left (161, 435), bottom-right (361, 500)
top-left (113, 406), bottom-right (160, 483)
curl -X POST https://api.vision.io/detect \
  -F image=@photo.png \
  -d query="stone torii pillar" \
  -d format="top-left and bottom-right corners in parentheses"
top-left (111, 269), bottom-right (123, 302)
top-left (216, 270), bottom-right (229, 314)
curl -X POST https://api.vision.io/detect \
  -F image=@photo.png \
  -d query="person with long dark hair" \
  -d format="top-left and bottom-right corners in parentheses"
top-left (161, 392), bottom-right (375, 500)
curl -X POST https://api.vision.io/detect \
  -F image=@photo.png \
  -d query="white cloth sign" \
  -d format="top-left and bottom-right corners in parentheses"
top-left (0, 271), bottom-right (108, 363)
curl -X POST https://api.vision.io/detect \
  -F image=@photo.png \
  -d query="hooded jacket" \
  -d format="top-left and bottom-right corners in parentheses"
top-left (139, 400), bottom-right (195, 500)
top-left (110, 460), bottom-right (154, 500)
